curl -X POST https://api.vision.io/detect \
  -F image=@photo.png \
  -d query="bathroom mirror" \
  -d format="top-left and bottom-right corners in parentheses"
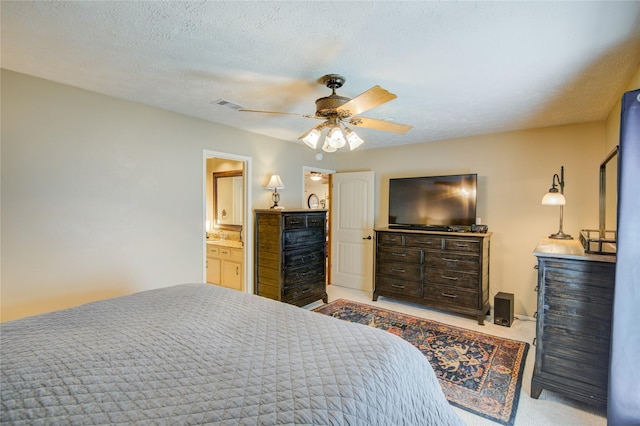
top-left (213, 170), bottom-right (243, 231)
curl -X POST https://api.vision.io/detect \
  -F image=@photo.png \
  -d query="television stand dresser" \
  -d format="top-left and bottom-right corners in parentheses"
top-left (532, 238), bottom-right (615, 408)
top-left (373, 228), bottom-right (491, 325)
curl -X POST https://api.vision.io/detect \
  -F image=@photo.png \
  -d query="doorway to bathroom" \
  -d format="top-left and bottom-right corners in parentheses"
top-left (203, 151), bottom-right (253, 294)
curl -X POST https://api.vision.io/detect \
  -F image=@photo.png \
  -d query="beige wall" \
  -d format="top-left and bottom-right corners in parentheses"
top-left (336, 123), bottom-right (606, 316)
top-left (605, 66), bottom-right (640, 152)
top-left (602, 66), bottom-right (640, 230)
top-left (1, 69), bottom-right (336, 321)
top-left (605, 66), bottom-right (640, 230)
top-left (2, 66), bottom-right (637, 321)
top-left (333, 64), bottom-right (638, 317)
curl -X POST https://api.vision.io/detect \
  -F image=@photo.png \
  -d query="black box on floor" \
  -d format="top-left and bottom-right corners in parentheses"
top-left (494, 292), bottom-right (514, 327)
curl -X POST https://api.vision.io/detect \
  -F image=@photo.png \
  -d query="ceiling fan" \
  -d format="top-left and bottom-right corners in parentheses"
top-left (240, 74), bottom-right (412, 152)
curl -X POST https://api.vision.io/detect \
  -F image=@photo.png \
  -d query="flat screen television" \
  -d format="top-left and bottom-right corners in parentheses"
top-left (388, 173), bottom-right (477, 229)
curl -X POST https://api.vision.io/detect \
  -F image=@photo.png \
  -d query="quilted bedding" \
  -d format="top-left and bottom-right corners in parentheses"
top-left (1, 283), bottom-right (463, 425)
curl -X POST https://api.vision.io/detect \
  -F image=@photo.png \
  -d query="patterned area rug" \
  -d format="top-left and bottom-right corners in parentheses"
top-left (313, 299), bottom-right (529, 425)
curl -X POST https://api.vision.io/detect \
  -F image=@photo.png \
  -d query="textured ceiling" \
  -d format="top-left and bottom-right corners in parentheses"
top-left (2, 1), bottom-right (640, 151)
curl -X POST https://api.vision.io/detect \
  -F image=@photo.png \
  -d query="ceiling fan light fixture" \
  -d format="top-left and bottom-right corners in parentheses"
top-left (245, 74), bottom-right (411, 152)
top-left (327, 126), bottom-right (346, 149)
top-left (322, 141), bottom-right (337, 153)
top-left (301, 128), bottom-right (321, 149)
top-left (310, 172), bottom-right (323, 181)
top-left (344, 127), bottom-right (364, 150)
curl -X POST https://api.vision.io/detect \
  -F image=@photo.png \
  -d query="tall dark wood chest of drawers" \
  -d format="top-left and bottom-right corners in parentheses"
top-left (255, 209), bottom-right (328, 307)
top-left (532, 239), bottom-right (616, 408)
top-left (373, 228), bottom-right (491, 324)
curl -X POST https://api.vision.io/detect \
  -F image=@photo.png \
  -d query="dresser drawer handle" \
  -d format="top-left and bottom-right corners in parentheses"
top-left (300, 288), bottom-right (310, 294)
top-left (391, 268), bottom-right (406, 273)
top-left (441, 275), bottom-right (459, 281)
top-left (455, 243), bottom-right (470, 248)
top-left (391, 253), bottom-right (407, 257)
top-left (442, 292), bottom-right (458, 299)
top-left (391, 284), bottom-right (406, 289)
top-left (290, 220), bottom-right (301, 225)
top-left (442, 258), bottom-right (459, 263)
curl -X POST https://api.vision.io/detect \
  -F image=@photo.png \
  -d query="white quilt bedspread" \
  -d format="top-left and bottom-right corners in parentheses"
top-left (1, 283), bottom-right (463, 425)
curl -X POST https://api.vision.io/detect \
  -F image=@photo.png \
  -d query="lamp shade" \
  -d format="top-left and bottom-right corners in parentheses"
top-left (266, 174), bottom-right (285, 190)
top-left (541, 191), bottom-right (566, 205)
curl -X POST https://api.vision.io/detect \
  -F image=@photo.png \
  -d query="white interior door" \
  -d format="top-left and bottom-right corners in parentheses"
top-left (330, 171), bottom-right (375, 292)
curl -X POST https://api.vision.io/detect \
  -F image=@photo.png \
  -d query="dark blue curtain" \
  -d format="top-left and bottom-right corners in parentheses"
top-left (608, 89), bottom-right (640, 425)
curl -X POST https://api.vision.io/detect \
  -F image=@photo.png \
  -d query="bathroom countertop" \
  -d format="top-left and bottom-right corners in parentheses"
top-left (206, 239), bottom-right (243, 249)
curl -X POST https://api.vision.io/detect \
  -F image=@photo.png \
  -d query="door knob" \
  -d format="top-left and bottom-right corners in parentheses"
top-left (362, 236), bottom-right (372, 240)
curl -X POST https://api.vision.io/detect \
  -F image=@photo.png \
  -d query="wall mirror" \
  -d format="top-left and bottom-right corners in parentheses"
top-left (213, 170), bottom-right (243, 231)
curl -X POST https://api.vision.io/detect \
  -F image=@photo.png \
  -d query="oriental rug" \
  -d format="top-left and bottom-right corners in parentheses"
top-left (313, 299), bottom-right (529, 425)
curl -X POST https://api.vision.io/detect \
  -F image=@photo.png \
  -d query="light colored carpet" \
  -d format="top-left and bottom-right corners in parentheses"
top-left (309, 285), bottom-right (607, 426)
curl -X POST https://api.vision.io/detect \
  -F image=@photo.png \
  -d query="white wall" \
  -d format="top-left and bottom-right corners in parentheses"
top-left (1, 70), bottom-right (336, 321)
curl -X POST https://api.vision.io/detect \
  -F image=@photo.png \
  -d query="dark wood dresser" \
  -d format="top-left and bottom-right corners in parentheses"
top-left (532, 238), bottom-right (616, 408)
top-left (255, 209), bottom-right (328, 307)
top-left (373, 228), bottom-right (491, 324)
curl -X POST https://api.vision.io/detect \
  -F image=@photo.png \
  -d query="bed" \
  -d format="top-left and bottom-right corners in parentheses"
top-left (1, 283), bottom-right (463, 425)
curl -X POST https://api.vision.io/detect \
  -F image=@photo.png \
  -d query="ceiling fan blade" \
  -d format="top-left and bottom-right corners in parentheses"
top-left (240, 109), bottom-right (320, 119)
top-left (348, 116), bottom-right (413, 134)
top-left (336, 86), bottom-right (397, 117)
